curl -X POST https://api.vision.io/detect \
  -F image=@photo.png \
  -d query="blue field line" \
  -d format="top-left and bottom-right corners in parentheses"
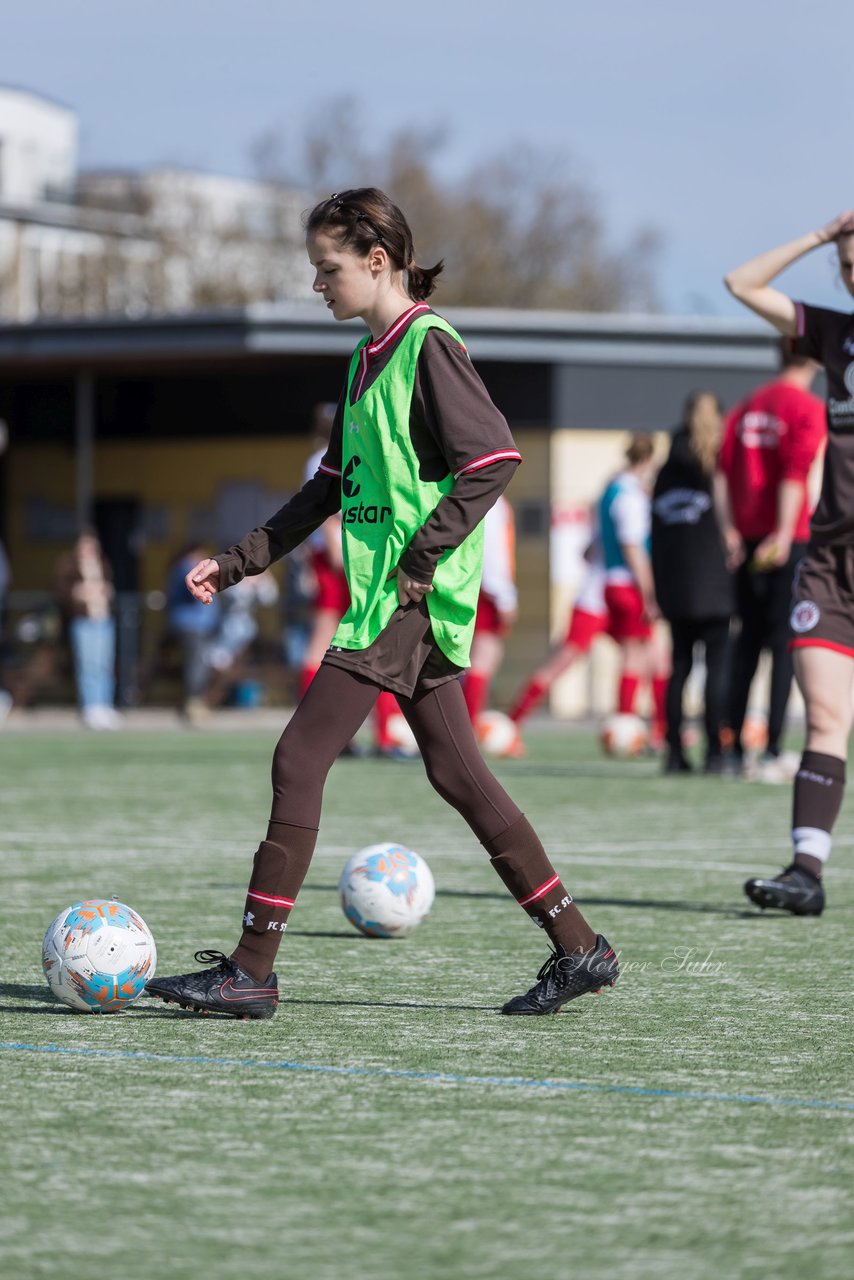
top-left (2, 1041), bottom-right (853, 1112)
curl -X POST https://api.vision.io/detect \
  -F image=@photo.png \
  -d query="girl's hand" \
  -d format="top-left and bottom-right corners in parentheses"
top-left (817, 211), bottom-right (854, 244)
top-left (642, 592), bottom-right (661, 624)
top-left (186, 558), bottom-right (220, 604)
top-left (751, 532), bottom-right (791, 572)
top-left (397, 568), bottom-right (433, 606)
top-left (723, 525), bottom-right (745, 571)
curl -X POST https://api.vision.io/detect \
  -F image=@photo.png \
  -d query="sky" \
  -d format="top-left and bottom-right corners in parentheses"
top-left (3, 0), bottom-right (852, 318)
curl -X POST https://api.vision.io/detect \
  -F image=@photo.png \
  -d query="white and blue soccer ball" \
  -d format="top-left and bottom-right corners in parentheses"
top-left (42, 898), bottom-right (157, 1013)
top-left (339, 843), bottom-right (435, 938)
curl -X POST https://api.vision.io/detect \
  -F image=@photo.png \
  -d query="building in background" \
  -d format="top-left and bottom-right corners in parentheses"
top-left (0, 87), bottom-right (814, 716)
top-left (0, 304), bottom-right (798, 712)
top-left (0, 86), bottom-right (310, 320)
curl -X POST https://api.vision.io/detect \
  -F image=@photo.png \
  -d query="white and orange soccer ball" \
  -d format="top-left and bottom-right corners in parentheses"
top-left (42, 898), bottom-right (157, 1013)
top-left (599, 712), bottom-right (649, 759)
top-left (475, 710), bottom-right (523, 759)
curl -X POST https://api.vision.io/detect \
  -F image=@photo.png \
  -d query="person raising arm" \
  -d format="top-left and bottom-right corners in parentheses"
top-left (724, 211), bottom-right (854, 916)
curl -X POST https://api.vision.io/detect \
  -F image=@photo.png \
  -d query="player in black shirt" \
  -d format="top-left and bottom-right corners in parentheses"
top-left (724, 210), bottom-right (854, 915)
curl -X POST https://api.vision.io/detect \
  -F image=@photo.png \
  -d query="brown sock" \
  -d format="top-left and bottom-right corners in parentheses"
top-left (483, 813), bottom-right (596, 953)
top-left (231, 821), bottom-right (318, 981)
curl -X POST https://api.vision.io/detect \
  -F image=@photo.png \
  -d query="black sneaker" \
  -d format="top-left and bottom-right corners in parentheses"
top-left (500, 934), bottom-right (619, 1015)
top-left (664, 749), bottom-right (693, 774)
top-left (743, 865), bottom-right (825, 916)
top-left (145, 950), bottom-right (279, 1019)
top-left (722, 752), bottom-right (746, 780)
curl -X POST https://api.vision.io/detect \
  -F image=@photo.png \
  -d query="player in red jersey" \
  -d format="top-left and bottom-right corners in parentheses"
top-left (725, 210), bottom-right (854, 915)
top-left (716, 344), bottom-right (825, 772)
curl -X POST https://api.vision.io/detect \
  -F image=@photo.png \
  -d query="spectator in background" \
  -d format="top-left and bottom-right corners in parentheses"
top-left (55, 528), bottom-right (121, 729)
top-left (166, 542), bottom-right (220, 724)
top-left (652, 392), bottom-right (734, 774)
top-left (298, 402), bottom-right (373, 753)
top-left (280, 543), bottom-right (314, 677)
top-left (599, 433), bottom-right (670, 748)
top-left (716, 343), bottom-right (825, 773)
top-left (463, 494), bottom-right (517, 725)
top-left (206, 569), bottom-right (279, 707)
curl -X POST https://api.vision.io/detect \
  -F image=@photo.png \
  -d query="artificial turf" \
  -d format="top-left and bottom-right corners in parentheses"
top-left (1, 723), bottom-right (852, 1279)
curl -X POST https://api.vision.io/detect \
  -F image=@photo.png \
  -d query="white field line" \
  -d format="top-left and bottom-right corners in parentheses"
top-left (6, 829), bottom-right (854, 855)
top-left (3, 834), bottom-right (854, 878)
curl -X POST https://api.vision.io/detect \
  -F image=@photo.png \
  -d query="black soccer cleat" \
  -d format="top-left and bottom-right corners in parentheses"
top-left (743, 865), bottom-right (825, 916)
top-left (500, 934), bottom-right (619, 1015)
top-left (145, 950), bottom-right (279, 1019)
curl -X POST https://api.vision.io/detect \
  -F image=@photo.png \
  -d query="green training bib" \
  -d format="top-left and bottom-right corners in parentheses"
top-left (331, 313), bottom-right (484, 667)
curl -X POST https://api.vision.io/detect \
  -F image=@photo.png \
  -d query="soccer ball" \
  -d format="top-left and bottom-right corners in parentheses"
top-left (475, 710), bottom-right (522, 758)
top-left (600, 712), bottom-right (648, 759)
top-left (339, 843), bottom-right (435, 938)
top-left (42, 898), bottom-right (157, 1013)
top-left (385, 711), bottom-right (420, 757)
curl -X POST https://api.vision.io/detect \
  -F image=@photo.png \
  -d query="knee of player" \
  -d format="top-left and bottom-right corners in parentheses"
top-left (422, 760), bottom-right (464, 806)
top-left (805, 694), bottom-right (849, 737)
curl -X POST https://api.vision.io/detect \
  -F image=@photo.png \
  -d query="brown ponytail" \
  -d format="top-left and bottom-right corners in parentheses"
top-left (305, 188), bottom-right (444, 300)
top-left (405, 260), bottom-right (443, 301)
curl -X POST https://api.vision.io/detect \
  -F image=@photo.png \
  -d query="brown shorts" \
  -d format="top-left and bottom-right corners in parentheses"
top-left (789, 544), bottom-right (854, 657)
top-left (322, 598), bottom-right (464, 697)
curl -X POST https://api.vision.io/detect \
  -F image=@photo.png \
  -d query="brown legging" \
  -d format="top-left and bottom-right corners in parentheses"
top-left (270, 662), bottom-right (521, 841)
top-left (233, 662), bottom-right (595, 979)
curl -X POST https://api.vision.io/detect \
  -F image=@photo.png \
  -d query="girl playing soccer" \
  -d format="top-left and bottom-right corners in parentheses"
top-left (725, 210), bottom-right (854, 915)
top-left (147, 188), bottom-right (618, 1017)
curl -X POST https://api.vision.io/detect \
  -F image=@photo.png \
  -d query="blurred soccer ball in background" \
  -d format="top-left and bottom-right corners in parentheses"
top-left (385, 711), bottom-right (421, 758)
top-left (42, 898), bottom-right (157, 1013)
top-left (339, 843), bottom-right (435, 938)
top-left (600, 712), bottom-right (649, 759)
top-left (475, 710), bottom-right (523, 758)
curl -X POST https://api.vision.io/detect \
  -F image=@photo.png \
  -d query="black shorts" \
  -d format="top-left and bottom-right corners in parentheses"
top-left (790, 543), bottom-right (854, 657)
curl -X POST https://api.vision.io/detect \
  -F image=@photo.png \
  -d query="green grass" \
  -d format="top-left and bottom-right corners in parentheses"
top-left (1, 724), bottom-right (852, 1280)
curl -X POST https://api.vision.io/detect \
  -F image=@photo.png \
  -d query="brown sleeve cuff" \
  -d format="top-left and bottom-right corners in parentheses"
top-left (214, 553), bottom-right (244, 591)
